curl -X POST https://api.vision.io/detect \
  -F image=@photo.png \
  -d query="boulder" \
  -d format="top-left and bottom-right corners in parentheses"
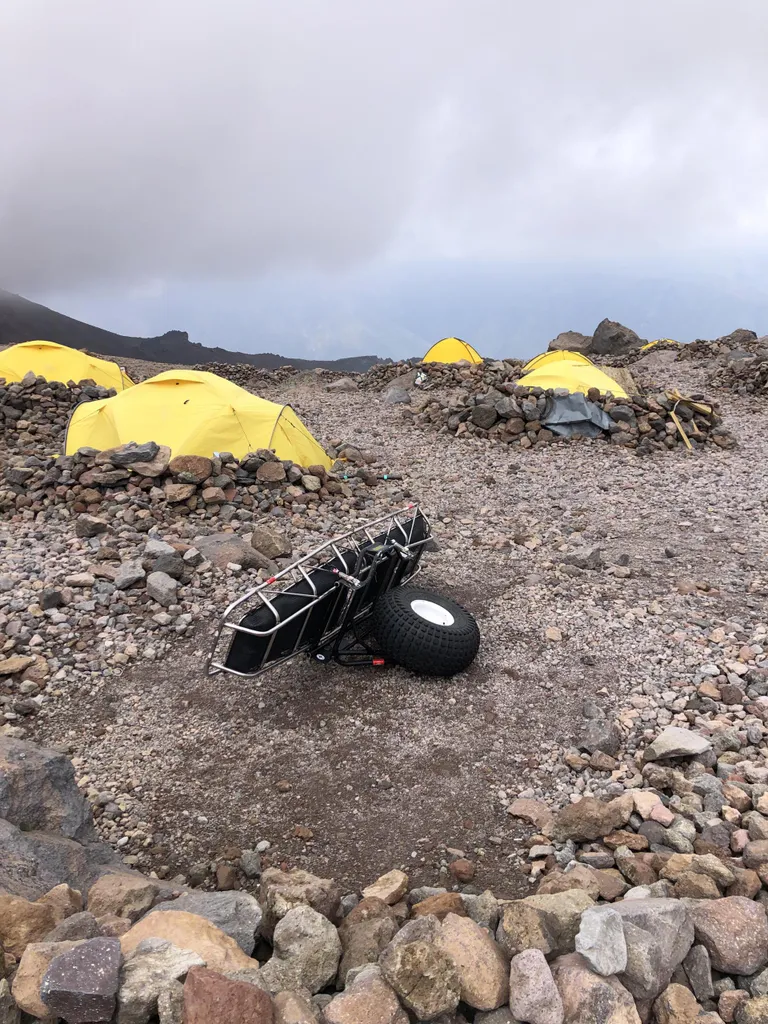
top-left (157, 980), bottom-right (185, 1024)
top-left (120, 911), bottom-right (253, 973)
top-left (642, 727), bottom-right (713, 762)
top-left (326, 377), bottom-right (358, 392)
top-left (259, 906), bottom-right (342, 995)
top-left (690, 897), bottom-right (768, 974)
top-left (168, 455), bottom-right (213, 484)
top-left (255, 460), bottom-right (286, 483)
top-left (116, 937), bottom-right (205, 1024)
top-left (737, 996), bottom-right (768, 1023)
top-left (153, 891), bottom-right (262, 955)
top-left (164, 482), bottom-right (197, 503)
top-left (0, 736), bottom-right (96, 842)
top-left (497, 891), bottom-right (595, 958)
top-left (41, 936), bottom-right (121, 1023)
top-left (551, 953), bottom-right (641, 1024)
top-left (46, 911), bottom-right (102, 943)
top-left (109, 441), bottom-right (160, 466)
top-left (192, 533), bottom-right (277, 572)
top-left (323, 965), bottom-right (408, 1024)
top-left (273, 990), bottom-right (319, 1023)
top-left (413, 893), bottom-right (467, 921)
top-left (336, 898), bottom-right (398, 988)
top-left (508, 948), bottom-right (563, 1024)
top-left (86, 873), bottom-right (159, 923)
top-left (683, 944), bottom-right (714, 1002)
top-left (11, 940), bottom-right (83, 1018)
top-left (575, 906), bottom-right (627, 976)
top-left (383, 387), bottom-right (411, 405)
top-left (611, 898), bottom-right (694, 1001)
top-left (146, 571), bottom-right (178, 606)
top-left (75, 514), bottom-right (108, 538)
top-left (653, 983), bottom-right (703, 1024)
top-left (0, 818), bottom-right (124, 901)
top-left (548, 331), bottom-right (593, 354)
top-left (536, 865), bottom-right (601, 900)
top-left (0, 894), bottom-right (56, 958)
top-left (0, 979), bottom-right (19, 1024)
top-left (590, 319), bottom-right (643, 356)
top-left (250, 526), bottom-right (292, 560)
top-left (379, 916), bottom-right (460, 1019)
top-left (507, 799), bottom-right (555, 837)
top-left (362, 871), bottom-right (409, 906)
top-left (553, 795), bottom-right (632, 842)
top-left (260, 867), bottom-right (342, 937)
top-left (114, 561), bottom-right (146, 590)
top-left (36, 883), bottom-right (84, 925)
top-left (435, 912), bottom-right (508, 1011)
top-left (182, 966), bottom-right (273, 1024)
top-left (128, 445), bottom-right (171, 477)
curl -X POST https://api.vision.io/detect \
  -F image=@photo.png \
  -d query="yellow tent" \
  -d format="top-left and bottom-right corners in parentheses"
top-left (517, 361), bottom-right (628, 398)
top-left (641, 339), bottom-right (680, 351)
top-left (65, 369), bottom-right (332, 467)
top-left (422, 337), bottom-right (483, 364)
top-left (0, 340), bottom-right (133, 391)
top-left (523, 350), bottom-right (593, 372)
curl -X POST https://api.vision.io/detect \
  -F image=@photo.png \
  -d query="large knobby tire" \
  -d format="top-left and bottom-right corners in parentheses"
top-left (371, 586), bottom-right (480, 677)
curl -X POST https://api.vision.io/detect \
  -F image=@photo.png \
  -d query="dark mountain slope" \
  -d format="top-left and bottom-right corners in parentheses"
top-left (0, 289), bottom-right (385, 372)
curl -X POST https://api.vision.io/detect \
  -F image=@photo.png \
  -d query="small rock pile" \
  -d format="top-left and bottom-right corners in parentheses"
top-left (678, 330), bottom-right (765, 364)
top-left (407, 385), bottom-right (733, 454)
top-left (0, 373), bottom-right (115, 456)
top-left (711, 353), bottom-right (768, 397)
top-left (0, 440), bottom-right (388, 519)
top-left (361, 358), bottom-right (524, 393)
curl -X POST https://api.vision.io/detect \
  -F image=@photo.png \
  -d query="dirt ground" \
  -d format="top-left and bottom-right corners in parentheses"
top-left (33, 351), bottom-right (768, 897)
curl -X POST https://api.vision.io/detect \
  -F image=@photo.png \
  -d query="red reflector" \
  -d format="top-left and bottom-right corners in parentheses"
top-left (266, 576), bottom-right (276, 584)
top-left (373, 658), bottom-right (385, 666)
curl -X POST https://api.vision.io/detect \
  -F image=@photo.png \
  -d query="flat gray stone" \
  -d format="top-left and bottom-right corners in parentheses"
top-left (575, 906), bottom-right (627, 976)
top-left (643, 727), bottom-right (713, 762)
top-left (153, 891), bottom-right (262, 955)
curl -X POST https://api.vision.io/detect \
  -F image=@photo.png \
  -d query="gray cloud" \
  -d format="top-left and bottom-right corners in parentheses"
top-left (2, 0), bottom-right (767, 293)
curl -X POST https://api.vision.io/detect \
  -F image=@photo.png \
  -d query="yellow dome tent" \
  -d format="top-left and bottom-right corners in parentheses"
top-left (641, 339), bottom-right (681, 351)
top-left (422, 337), bottom-right (483, 364)
top-left (517, 361), bottom-right (628, 398)
top-left (523, 350), bottom-right (594, 372)
top-left (0, 340), bottom-right (133, 391)
top-left (65, 369), bottom-right (332, 467)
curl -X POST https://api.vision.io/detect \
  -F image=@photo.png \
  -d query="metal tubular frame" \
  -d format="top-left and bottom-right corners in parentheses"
top-left (208, 505), bottom-right (430, 678)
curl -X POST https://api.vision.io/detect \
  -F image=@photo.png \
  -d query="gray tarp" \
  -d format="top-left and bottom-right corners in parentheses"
top-left (541, 392), bottom-right (614, 438)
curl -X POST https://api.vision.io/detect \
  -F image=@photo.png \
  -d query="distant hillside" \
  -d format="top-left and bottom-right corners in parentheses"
top-left (0, 289), bottom-right (386, 372)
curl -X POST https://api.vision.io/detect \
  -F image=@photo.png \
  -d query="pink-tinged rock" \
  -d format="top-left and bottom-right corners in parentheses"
top-left (507, 799), bottom-right (555, 837)
top-left (183, 966), bottom-right (273, 1024)
top-left (732, 829), bottom-right (750, 854)
top-left (551, 953), bottom-right (640, 1024)
top-left (509, 948), bottom-right (564, 1024)
top-left (690, 897), bottom-right (768, 974)
top-left (649, 804), bottom-right (676, 827)
top-left (632, 792), bottom-right (662, 820)
top-left (323, 966), bottom-right (408, 1024)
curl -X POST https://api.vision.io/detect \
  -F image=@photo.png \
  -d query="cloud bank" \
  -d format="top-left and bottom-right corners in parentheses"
top-left (1, 0), bottom-right (767, 293)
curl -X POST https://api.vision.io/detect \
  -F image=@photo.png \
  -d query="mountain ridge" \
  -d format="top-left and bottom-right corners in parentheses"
top-left (0, 289), bottom-right (387, 372)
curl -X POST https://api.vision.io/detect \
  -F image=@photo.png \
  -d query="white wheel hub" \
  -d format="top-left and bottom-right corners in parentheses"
top-left (410, 598), bottom-right (454, 626)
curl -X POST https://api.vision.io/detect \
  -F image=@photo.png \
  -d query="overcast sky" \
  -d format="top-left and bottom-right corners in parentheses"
top-left (1, 1), bottom-right (767, 353)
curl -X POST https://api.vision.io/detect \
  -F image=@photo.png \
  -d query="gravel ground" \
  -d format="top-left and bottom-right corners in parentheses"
top-left (12, 349), bottom-right (768, 897)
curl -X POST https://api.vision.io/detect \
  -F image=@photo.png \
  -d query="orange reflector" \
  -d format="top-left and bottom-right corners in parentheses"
top-left (373, 658), bottom-right (385, 666)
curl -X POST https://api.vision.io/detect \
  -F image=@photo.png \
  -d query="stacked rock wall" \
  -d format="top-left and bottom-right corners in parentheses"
top-left (407, 385), bottom-right (733, 454)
